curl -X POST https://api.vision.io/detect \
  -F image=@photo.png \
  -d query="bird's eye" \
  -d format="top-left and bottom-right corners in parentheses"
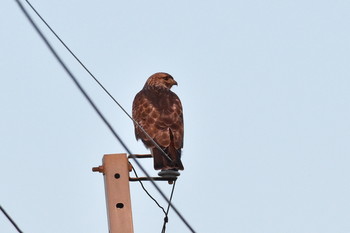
top-left (163, 76), bottom-right (169, 81)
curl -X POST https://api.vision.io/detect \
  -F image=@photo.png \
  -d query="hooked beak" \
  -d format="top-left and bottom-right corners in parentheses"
top-left (172, 79), bottom-right (178, 86)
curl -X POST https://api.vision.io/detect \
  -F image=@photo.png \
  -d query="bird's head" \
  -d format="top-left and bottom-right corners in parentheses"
top-left (144, 72), bottom-right (178, 90)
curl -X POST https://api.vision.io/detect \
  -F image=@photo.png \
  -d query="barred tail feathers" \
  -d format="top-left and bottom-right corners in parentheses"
top-left (152, 144), bottom-right (184, 170)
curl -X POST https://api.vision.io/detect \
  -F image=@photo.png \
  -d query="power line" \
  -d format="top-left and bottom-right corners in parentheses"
top-left (23, 3), bottom-right (179, 229)
top-left (0, 205), bottom-right (23, 233)
top-left (14, 1), bottom-right (195, 232)
top-left (162, 180), bottom-right (176, 233)
top-left (23, 0), bottom-right (173, 164)
top-left (131, 163), bottom-right (176, 233)
top-left (25, 0), bottom-right (180, 230)
top-left (24, 1), bottom-right (181, 230)
top-left (131, 165), bottom-right (167, 215)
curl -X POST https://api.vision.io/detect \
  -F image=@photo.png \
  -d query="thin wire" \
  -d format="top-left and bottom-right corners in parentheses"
top-left (131, 163), bottom-right (176, 233)
top-left (0, 205), bottom-right (23, 233)
top-left (131, 163), bottom-right (177, 229)
top-left (23, 3), bottom-right (178, 229)
top-left (25, 1), bottom-right (179, 229)
top-left (131, 165), bottom-right (166, 215)
top-left (161, 180), bottom-right (176, 233)
top-left (24, 0), bottom-right (172, 163)
top-left (14, 1), bottom-right (195, 232)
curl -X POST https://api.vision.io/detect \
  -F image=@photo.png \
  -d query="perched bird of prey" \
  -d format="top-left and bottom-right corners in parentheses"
top-left (132, 72), bottom-right (184, 171)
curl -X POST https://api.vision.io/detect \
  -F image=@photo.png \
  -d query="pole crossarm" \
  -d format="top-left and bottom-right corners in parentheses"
top-left (128, 154), bottom-right (152, 159)
top-left (127, 154), bottom-right (179, 184)
top-left (129, 177), bottom-right (177, 182)
top-left (92, 153), bottom-right (185, 232)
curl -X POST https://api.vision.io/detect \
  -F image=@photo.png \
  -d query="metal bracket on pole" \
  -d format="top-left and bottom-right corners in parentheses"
top-left (128, 154), bottom-right (178, 184)
top-left (93, 153), bottom-right (134, 233)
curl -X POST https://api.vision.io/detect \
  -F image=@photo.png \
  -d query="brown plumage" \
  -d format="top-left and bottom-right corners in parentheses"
top-left (132, 72), bottom-right (184, 170)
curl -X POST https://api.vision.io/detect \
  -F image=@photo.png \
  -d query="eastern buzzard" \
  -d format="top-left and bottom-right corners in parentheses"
top-left (132, 72), bottom-right (184, 171)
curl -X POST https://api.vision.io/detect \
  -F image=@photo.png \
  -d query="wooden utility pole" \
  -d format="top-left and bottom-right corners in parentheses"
top-left (93, 153), bottom-right (178, 233)
top-left (93, 153), bottom-right (134, 233)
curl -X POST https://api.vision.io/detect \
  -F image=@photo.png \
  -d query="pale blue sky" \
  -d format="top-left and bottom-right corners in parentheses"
top-left (1, 0), bottom-right (350, 232)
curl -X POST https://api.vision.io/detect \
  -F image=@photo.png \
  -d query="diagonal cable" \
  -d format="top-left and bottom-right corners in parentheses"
top-left (25, 1), bottom-right (177, 228)
top-left (14, 1), bottom-right (195, 232)
top-left (24, 0), bottom-right (172, 163)
top-left (131, 163), bottom-right (176, 233)
top-left (131, 165), bottom-right (166, 215)
top-left (0, 205), bottom-right (23, 233)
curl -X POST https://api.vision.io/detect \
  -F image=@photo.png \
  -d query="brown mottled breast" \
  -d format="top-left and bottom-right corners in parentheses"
top-left (132, 88), bottom-right (184, 149)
